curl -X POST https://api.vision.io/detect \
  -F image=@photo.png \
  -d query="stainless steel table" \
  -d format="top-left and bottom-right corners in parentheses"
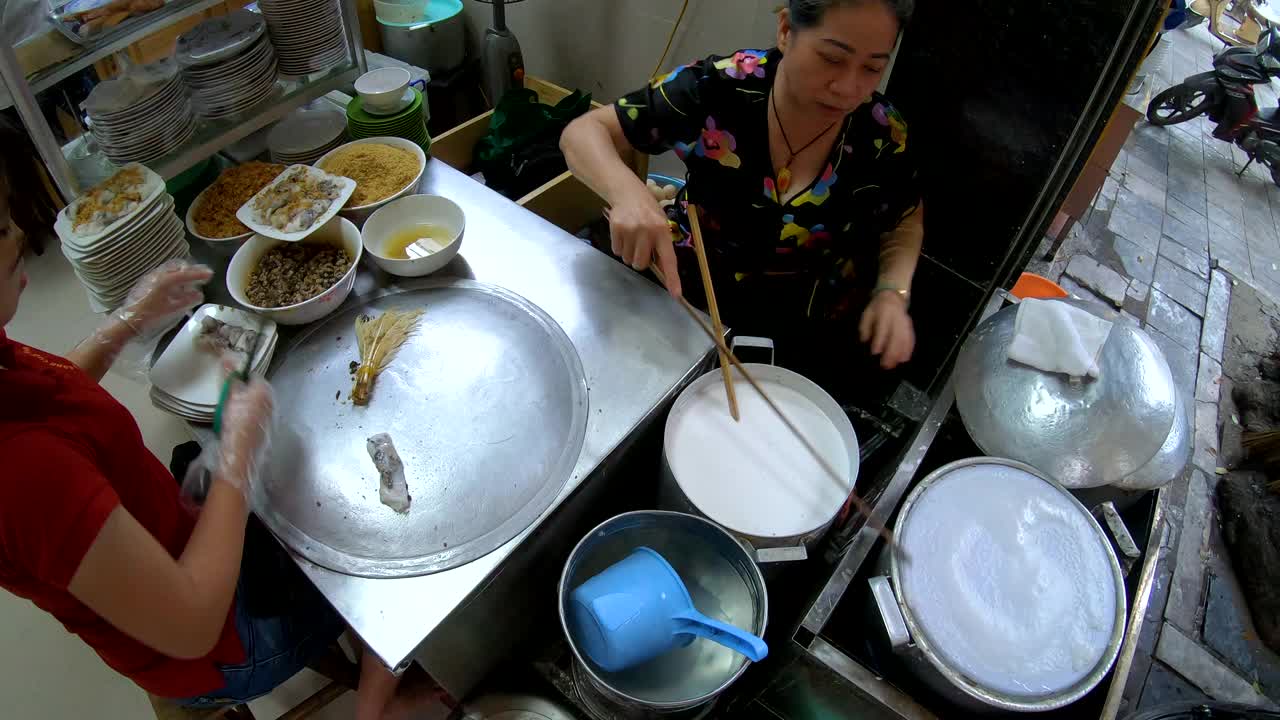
top-left (186, 160), bottom-right (714, 689)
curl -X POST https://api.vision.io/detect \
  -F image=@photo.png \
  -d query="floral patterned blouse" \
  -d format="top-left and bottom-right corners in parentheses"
top-left (615, 48), bottom-right (920, 329)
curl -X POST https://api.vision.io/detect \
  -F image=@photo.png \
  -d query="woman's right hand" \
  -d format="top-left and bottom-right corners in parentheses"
top-left (217, 378), bottom-right (274, 500)
top-left (608, 189), bottom-right (682, 297)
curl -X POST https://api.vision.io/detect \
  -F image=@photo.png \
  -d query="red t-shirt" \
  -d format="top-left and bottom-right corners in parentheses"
top-left (0, 331), bottom-right (243, 698)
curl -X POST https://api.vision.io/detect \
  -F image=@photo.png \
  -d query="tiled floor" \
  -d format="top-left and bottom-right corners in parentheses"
top-left (1027, 17), bottom-right (1280, 714)
top-left (2, 247), bottom-right (353, 719)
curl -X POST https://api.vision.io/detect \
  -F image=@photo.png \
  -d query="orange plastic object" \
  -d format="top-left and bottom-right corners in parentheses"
top-left (1010, 272), bottom-right (1069, 300)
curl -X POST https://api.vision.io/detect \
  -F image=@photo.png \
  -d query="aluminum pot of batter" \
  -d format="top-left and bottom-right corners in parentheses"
top-left (658, 342), bottom-right (860, 564)
top-left (868, 457), bottom-right (1127, 713)
top-left (558, 511), bottom-right (768, 719)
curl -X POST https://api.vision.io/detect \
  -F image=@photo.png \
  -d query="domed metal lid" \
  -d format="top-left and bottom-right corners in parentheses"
top-left (954, 301), bottom-right (1178, 488)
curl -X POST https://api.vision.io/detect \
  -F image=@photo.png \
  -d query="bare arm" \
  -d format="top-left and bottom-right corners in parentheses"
top-left (67, 261), bottom-right (213, 383)
top-left (860, 202), bottom-right (924, 369)
top-left (561, 107), bottom-right (681, 295)
top-left (561, 106), bottom-right (645, 205)
top-left (68, 465), bottom-right (250, 659)
top-left (67, 380), bottom-right (271, 660)
top-left (875, 202), bottom-right (925, 293)
top-left (66, 317), bottom-right (135, 382)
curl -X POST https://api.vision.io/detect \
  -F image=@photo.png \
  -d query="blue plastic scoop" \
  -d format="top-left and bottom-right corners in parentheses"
top-left (567, 546), bottom-right (769, 673)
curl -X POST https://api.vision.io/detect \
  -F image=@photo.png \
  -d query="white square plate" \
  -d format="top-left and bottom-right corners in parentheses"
top-left (235, 164), bottom-right (354, 242)
top-left (151, 334), bottom-right (277, 412)
top-left (55, 164), bottom-right (166, 247)
top-left (150, 305), bottom-right (278, 406)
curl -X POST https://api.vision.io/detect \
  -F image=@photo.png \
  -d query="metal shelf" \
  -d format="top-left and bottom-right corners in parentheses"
top-left (0, 0), bottom-right (367, 199)
top-left (28, 0), bottom-right (228, 98)
top-left (146, 61), bottom-right (358, 181)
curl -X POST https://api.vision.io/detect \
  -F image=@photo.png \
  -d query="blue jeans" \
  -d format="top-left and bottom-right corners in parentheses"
top-left (175, 579), bottom-right (345, 708)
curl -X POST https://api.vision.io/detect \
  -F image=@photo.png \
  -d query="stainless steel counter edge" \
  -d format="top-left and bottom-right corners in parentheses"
top-left (283, 161), bottom-right (716, 671)
top-left (1100, 485), bottom-right (1167, 720)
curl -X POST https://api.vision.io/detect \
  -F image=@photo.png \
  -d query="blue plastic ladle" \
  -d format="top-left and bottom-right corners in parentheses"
top-left (567, 546), bottom-right (769, 673)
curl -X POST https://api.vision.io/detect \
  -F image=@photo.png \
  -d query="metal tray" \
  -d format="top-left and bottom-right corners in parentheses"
top-left (258, 278), bottom-right (589, 578)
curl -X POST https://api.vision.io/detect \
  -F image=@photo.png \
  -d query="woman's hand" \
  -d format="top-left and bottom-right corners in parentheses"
top-left (608, 189), bottom-right (682, 297)
top-left (217, 378), bottom-right (274, 503)
top-left (860, 291), bottom-right (915, 369)
top-left (115, 259), bottom-right (214, 340)
top-left (68, 260), bottom-right (214, 381)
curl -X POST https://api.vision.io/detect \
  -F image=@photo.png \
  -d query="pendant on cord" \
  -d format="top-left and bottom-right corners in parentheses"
top-left (777, 166), bottom-right (792, 195)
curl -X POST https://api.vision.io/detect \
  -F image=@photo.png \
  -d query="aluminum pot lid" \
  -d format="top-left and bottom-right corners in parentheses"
top-left (954, 301), bottom-right (1177, 488)
top-left (892, 458), bottom-right (1125, 703)
top-left (664, 364), bottom-right (858, 538)
top-left (1115, 387), bottom-right (1192, 490)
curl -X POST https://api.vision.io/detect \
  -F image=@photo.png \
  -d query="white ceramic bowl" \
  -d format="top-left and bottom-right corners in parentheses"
top-left (226, 216), bottom-right (363, 325)
top-left (355, 67), bottom-right (410, 111)
top-left (314, 136), bottom-right (427, 226)
top-left (361, 194), bottom-right (464, 277)
top-left (185, 184), bottom-right (254, 257)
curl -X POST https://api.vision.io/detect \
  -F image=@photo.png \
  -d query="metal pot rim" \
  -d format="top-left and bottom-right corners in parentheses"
top-left (557, 510), bottom-right (769, 710)
top-left (887, 456), bottom-right (1128, 712)
top-left (663, 363), bottom-right (860, 540)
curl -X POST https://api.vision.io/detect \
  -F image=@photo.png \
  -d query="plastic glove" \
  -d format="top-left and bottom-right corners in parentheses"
top-left (217, 377), bottom-right (274, 503)
top-left (180, 378), bottom-right (274, 510)
top-left (114, 259), bottom-right (214, 341)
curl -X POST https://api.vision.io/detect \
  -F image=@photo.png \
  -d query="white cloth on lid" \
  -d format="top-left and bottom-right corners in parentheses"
top-left (1007, 299), bottom-right (1114, 378)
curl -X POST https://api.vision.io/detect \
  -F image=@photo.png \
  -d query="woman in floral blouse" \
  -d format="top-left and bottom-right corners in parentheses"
top-left (562, 0), bottom-right (922, 378)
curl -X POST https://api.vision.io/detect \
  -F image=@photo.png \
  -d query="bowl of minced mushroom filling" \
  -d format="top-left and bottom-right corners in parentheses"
top-left (187, 162), bottom-right (286, 254)
top-left (226, 215), bottom-right (364, 325)
top-left (315, 137), bottom-right (426, 224)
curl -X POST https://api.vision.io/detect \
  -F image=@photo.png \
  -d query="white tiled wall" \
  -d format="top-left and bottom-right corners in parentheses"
top-left (461, 0), bottom-right (780, 103)
top-left (460, 0), bottom-right (780, 177)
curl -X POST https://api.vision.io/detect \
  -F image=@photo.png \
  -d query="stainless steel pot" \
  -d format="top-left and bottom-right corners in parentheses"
top-left (954, 301), bottom-right (1179, 488)
top-left (868, 457), bottom-right (1127, 713)
top-left (558, 511), bottom-right (768, 719)
top-left (659, 340), bottom-right (860, 564)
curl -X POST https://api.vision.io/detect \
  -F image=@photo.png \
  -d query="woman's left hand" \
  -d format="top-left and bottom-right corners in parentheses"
top-left (115, 259), bottom-right (214, 340)
top-left (859, 291), bottom-right (915, 369)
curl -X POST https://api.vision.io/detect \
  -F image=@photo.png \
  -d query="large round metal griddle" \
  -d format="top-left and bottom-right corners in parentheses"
top-left (259, 279), bottom-right (588, 578)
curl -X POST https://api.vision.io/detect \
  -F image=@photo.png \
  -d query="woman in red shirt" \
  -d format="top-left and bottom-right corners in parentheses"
top-left (0, 158), bottom-right (415, 718)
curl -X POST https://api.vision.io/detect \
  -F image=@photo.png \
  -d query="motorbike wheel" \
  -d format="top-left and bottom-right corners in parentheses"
top-left (1147, 84), bottom-right (1213, 125)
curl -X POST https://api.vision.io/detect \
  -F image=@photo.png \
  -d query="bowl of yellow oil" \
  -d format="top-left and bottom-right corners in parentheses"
top-left (362, 194), bottom-right (465, 277)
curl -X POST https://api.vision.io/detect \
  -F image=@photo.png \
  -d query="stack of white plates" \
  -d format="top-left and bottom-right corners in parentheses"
top-left (268, 107), bottom-right (348, 165)
top-left (258, 0), bottom-right (350, 76)
top-left (54, 165), bottom-right (191, 313)
top-left (83, 59), bottom-right (196, 166)
top-left (150, 305), bottom-right (279, 423)
top-left (177, 10), bottom-right (280, 120)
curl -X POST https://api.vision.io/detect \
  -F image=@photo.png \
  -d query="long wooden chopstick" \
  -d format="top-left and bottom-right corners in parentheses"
top-left (686, 204), bottom-right (739, 421)
top-left (651, 264), bottom-right (898, 551)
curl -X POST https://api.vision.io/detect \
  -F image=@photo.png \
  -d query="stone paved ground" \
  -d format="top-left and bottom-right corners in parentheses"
top-left (1026, 20), bottom-right (1280, 716)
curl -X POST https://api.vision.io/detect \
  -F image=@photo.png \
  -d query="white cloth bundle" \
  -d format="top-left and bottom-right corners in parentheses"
top-left (1007, 299), bottom-right (1113, 378)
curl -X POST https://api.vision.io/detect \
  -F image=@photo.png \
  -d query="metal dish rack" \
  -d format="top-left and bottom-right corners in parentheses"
top-left (0, 0), bottom-right (368, 199)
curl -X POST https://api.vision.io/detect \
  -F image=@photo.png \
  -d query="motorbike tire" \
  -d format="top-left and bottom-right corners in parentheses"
top-left (1148, 84), bottom-right (1214, 125)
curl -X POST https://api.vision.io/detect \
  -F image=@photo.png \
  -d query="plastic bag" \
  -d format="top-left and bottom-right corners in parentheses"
top-left (179, 378), bottom-right (274, 512)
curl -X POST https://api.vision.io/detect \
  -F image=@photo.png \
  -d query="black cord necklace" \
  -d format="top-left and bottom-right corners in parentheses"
top-left (770, 90), bottom-right (838, 195)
